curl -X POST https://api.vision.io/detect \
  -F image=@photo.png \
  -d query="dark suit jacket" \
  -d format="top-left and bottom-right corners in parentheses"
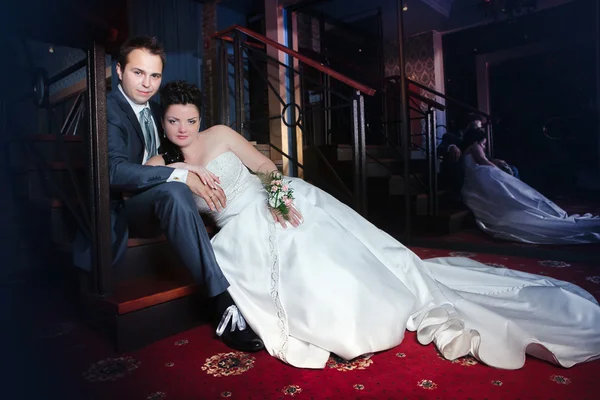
top-left (437, 131), bottom-right (464, 159)
top-left (73, 88), bottom-right (175, 270)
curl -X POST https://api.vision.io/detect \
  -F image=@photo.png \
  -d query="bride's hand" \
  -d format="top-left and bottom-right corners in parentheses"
top-left (270, 205), bottom-right (303, 228)
top-left (170, 163), bottom-right (221, 189)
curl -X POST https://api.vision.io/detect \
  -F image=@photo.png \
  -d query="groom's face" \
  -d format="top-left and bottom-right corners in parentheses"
top-left (116, 48), bottom-right (163, 105)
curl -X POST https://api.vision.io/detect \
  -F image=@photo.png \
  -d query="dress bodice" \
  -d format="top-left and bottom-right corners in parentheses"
top-left (193, 151), bottom-right (258, 216)
top-left (463, 153), bottom-right (477, 169)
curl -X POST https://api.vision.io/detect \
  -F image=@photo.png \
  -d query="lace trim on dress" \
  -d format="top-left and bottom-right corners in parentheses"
top-left (227, 174), bottom-right (257, 205)
top-left (267, 210), bottom-right (290, 362)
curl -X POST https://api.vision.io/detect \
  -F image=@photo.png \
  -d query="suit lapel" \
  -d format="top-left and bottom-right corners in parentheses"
top-left (113, 88), bottom-right (145, 146)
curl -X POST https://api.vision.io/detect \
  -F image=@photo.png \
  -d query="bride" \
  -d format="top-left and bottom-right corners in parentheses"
top-left (147, 81), bottom-right (600, 369)
top-left (461, 129), bottom-right (600, 244)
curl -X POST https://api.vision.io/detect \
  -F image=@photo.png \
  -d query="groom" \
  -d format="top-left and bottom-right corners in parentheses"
top-left (106, 36), bottom-right (263, 352)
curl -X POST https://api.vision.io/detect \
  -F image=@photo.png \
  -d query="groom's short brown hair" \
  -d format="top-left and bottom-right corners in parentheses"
top-left (117, 36), bottom-right (166, 70)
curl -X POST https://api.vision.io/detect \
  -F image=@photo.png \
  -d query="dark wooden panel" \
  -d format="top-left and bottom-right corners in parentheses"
top-left (82, 265), bottom-right (198, 315)
top-left (82, 291), bottom-right (213, 353)
top-left (115, 294), bottom-right (212, 353)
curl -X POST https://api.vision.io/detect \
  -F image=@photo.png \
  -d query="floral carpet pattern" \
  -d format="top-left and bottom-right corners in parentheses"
top-left (23, 247), bottom-right (600, 399)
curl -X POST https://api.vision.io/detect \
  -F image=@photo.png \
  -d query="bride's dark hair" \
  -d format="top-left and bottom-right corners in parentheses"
top-left (462, 128), bottom-right (487, 150)
top-left (159, 80), bottom-right (203, 164)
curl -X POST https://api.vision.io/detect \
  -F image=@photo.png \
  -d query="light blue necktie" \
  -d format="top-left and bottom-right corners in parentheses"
top-left (140, 107), bottom-right (157, 157)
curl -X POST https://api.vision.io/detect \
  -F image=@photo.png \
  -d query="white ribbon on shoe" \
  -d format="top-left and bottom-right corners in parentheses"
top-left (215, 305), bottom-right (248, 337)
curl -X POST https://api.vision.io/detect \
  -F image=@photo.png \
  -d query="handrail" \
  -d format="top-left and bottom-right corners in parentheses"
top-left (387, 75), bottom-right (490, 118)
top-left (219, 35), bottom-right (267, 50)
top-left (408, 89), bottom-right (446, 111)
top-left (212, 25), bottom-right (376, 96)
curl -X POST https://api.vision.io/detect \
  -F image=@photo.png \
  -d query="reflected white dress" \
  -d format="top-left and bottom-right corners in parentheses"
top-left (194, 151), bottom-right (600, 369)
top-left (461, 154), bottom-right (600, 244)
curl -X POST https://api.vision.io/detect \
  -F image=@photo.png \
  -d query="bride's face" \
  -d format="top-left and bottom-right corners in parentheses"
top-left (163, 104), bottom-right (201, 148)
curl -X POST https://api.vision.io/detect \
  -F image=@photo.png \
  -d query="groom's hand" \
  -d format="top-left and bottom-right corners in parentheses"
top-left (448, 145), bottom-right (462, 162)
top-left (186, 173), bottom-right (227, 211)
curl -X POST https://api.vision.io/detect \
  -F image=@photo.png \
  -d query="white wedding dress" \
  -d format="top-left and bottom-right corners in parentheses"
top-left (461, 154), bottom-right (600, 244)
top-left (194, 151), bottom-right (600, 369)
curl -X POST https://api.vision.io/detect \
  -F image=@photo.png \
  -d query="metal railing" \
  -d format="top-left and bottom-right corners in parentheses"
top-left (22, 43), bottom-right (111, 296)
top-left (383, 75), bottom-right (493, 218)
top-left (213, 25), bottom-right (376, 215)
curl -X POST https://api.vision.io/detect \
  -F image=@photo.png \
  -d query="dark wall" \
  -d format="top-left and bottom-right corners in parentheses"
top-left (443, 0), bottom-right (598, 192)
top-left (444, 0), bottom-right (595, 124)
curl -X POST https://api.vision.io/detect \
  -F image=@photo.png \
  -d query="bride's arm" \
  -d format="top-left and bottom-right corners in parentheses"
top-left (471, 145), bottom-right (498, 168)
top-left (215, 126), bottom-right (279, 175)
top-left (215, 125), bottom-right (303, 227)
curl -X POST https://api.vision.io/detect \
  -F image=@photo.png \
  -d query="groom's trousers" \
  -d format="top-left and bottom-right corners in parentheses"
top-left (125, 181), bottom-right (230, 297)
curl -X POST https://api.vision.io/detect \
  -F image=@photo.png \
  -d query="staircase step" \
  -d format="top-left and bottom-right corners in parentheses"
top-left (81, 267), bottom-right (210, 352)
top-left (13, 168), bottom-right (86, 201)
top-left (388, 174), bottom-right (427, 195)
top-left (336, 144), bottom-right (400, 161)
top-left (334, 158), bottom-right (403, 178)
top-left (30, 134), bottom-right (84, 142)
top-left (250, 142), bottom-right (270, 157)
top-left (10, 137), bottom-right (85, 170)
top-left (413, 209), bottom-right (473, 235)
top-left (30, 161), bottom-right (85, 170)
top-left (84, 267), bottom-right (198, 315)
top-left (414, 191), bottom-right (450, 216)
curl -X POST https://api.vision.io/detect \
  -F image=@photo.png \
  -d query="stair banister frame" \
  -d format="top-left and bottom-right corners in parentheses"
top-left (86, 41), bottom-right (113, 296)
top-left (212, 25), bottom-right (376, 96)
top-left (397, 0), bottom-right (411, 243)
top-left (213, 24), bottom-right (376, 215)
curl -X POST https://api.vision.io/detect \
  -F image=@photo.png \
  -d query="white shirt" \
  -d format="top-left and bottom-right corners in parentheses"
top-left (118, 84), bottom-right (188, 184)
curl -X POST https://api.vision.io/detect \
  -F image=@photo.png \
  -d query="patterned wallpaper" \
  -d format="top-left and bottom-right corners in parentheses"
top-left (296, 13), bottom-right (321, 54)
top-left (384, 31), bottom-right (446, 149)
top-left (405, 32), bottom-right (436, 91)
top-left (384, 32), bottom-right (437, 90)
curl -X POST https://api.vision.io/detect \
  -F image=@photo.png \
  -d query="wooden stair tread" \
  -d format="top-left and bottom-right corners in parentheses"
top-left (49, 198), bottom-right (82, 208)
top-left (30, 134), bottom-right (84, 142)
top-left (85, 269), bottom-right (198, 315)
top-left (339, 158), bottom-right (400, 163)
top-left (26, 161), bottom-right (85, 171)
top-left (110, 273), bottom-right (197, 314)
top-left (415, 190), bottom-right (448, 198)
top-left (336, 144), bottom-right (392, 149)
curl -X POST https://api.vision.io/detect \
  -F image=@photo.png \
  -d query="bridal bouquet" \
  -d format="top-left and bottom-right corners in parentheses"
top-left (258, 170), bottom-right (295, 219)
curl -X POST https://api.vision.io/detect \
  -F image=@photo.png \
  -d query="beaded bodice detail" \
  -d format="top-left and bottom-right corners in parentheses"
top-left (193, 151), bottom-right (257, 215)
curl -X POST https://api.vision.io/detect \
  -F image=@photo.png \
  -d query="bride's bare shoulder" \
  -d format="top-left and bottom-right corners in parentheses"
top-left (202, 124), bottom-right (240, 140)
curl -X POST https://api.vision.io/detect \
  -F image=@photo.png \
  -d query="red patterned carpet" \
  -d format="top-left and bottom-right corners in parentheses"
top-left (16, 248), bottom-right (600, 399)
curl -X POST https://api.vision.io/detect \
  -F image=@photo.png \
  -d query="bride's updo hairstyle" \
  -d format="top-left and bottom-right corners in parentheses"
top-left (462, 128), bottom-right (487, 150)
top-left (159, 80), bottom-right (203, 164)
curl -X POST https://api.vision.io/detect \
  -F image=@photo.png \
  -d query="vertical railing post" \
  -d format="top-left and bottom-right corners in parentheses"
top-left (324, 73), bottom-right (332, 145)
top-left (233, 32), bottom-right (245, 134)
top-left (397, 0), bottom-right (411, 243)
top-left (219, 41), bottom-right (230, 127)
top-left (596, 0), bottom-right (600, 176)
top-left (486, 122), bottom-right (494, 159)
top-left (425, 109), bottom-right (433, 216)
top-left (429, 107), bottom-right (438, 217)
top-left (352, 91), bottom-right (368, 216)
top-left (86, 41), bottom-right (112, 296)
